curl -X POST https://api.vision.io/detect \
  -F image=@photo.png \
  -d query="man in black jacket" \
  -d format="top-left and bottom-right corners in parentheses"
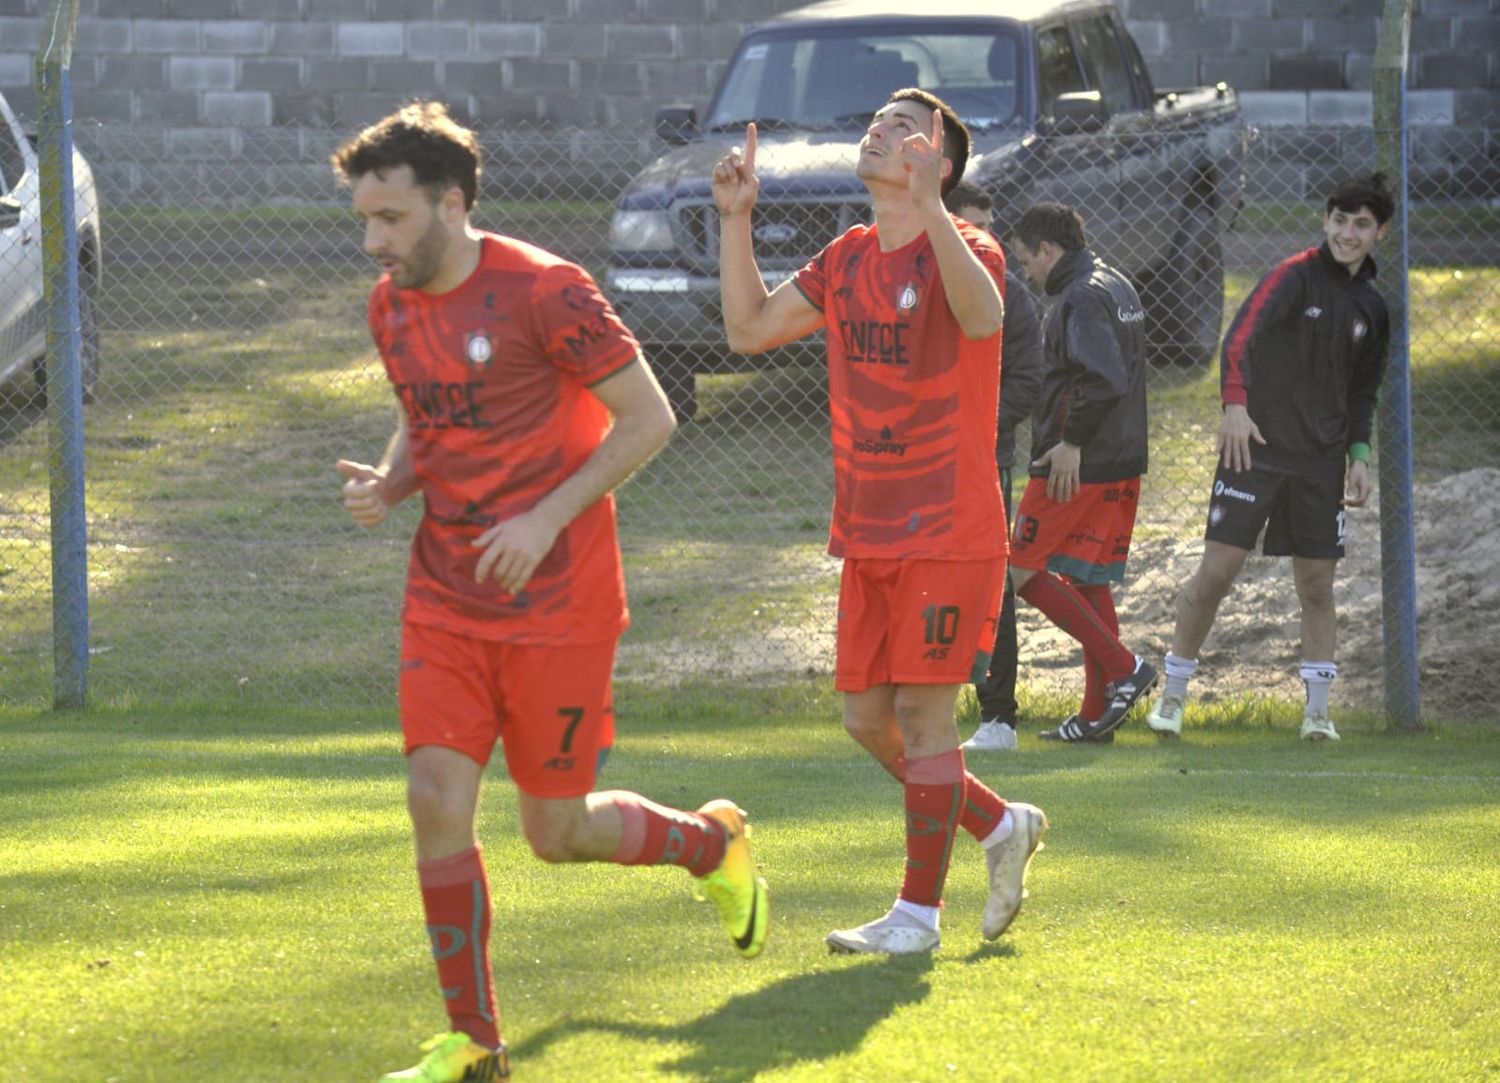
top-left (944, 182), bottom-right (1045, 752)
top-left (1005, 203), bottom-right (1156, 742)
top-left (1145, 173), bottom-right (1394, 742)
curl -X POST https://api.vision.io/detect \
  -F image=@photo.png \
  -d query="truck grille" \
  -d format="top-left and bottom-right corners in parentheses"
top-left (680, 199), bottom-right (872, 268)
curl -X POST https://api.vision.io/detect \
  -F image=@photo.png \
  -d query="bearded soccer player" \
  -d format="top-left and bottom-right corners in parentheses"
top-left (332, 102), bottom-right (768, 1082)
top-left (713, 90), bottom-right (1047, 955)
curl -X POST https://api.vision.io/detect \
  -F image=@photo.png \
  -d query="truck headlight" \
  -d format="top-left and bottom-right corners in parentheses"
top-left (610, 209), bottom-right (674, 251)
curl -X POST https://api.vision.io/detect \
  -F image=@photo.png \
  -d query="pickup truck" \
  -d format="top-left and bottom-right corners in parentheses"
top-left (604, 0), bottom-right (1244, 419)
top-left (0, 89), bottom-right (102, 405)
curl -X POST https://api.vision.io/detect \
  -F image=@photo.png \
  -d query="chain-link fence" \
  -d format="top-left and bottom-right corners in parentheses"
top-left (1, 118), bottom-right (1496, 720)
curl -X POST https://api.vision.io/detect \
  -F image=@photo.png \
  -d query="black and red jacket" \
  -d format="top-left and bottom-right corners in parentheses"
top-left (1220, 242), bottom-right (1390, 468)
top-left (1028, 248), bottom-right (1149, 483)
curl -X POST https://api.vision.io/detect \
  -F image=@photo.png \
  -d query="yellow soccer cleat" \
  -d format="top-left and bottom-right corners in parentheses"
top-left (378, 1032), bottom-right (509, 1082)
top-left (693, 799), bottom-right (770, 958)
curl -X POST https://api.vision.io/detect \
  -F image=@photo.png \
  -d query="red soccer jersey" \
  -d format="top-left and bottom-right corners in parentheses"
top-left (792, 218), bottom-right (1007, 560)
top-left (368, 232), bottom-right (641, 644)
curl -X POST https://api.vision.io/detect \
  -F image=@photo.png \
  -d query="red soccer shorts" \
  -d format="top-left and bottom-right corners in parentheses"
top-left (398, 620), bottom-right (616, 798)
top-left (835, 556), bottom-right (1005, 692)
top-left (1010, 476), bottom-right (1140, 584)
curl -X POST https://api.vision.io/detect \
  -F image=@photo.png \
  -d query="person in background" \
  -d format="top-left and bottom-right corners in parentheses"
top-left (1145, 173), bottom-right (1394, 742)
top-left (944, 181), bottom-right (1045, 753)
top-left (1005, 202), bottom-right (1157, 744)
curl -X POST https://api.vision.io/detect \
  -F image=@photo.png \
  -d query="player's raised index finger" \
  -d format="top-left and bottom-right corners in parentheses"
top-left (931, 108), bottom-right (942, 149)
top-left (744, 122), bottom-right (757, 172)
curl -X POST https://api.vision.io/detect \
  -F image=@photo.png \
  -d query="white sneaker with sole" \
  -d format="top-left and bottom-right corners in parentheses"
top-left (826, 906), bottom-right (940, 955)
top-left (1300, 712), bottom-right (1340, 741)
top-left (982, 803), bottom-right (1048, 940)
top-left (962, 719), bottom-right (1017, 752)
top-left (1146, 692), bottom-right (1185, 737)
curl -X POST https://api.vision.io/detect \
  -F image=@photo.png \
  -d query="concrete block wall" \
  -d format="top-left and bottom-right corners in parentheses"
top-left (0, 0), bottom-right (1495, 130)
top-left (0, 0), bottom-right (1494, 202)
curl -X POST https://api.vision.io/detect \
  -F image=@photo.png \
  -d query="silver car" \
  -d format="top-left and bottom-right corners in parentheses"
top-left (0, 90), bottom-right (102, 404)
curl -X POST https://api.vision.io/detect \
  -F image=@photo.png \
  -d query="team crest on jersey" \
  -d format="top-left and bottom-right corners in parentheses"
top-left (466, 332), bottom-right (493, 367)
top-left (1351, 319), bottom-right (1367, 343)
top-left (897, 284), bottom-right (918, 311)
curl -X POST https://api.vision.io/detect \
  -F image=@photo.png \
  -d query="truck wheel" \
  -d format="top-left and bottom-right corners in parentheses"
top-left (653, 346), bottom-right (699, 422)
top-left (1142, 209), bottom-right (1224, 368)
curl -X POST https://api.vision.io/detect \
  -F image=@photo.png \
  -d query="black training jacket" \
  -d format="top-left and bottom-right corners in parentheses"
top-left (1028, 248), bottom-right (1149, 483)
top-left (997, 267), bottom-right (1044, 469)
top-left (1220, 242), bottom-right (1390, 468)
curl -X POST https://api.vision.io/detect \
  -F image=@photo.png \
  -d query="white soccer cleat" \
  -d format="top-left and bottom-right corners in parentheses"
top-left (1299, 712), bottom-right (1340, 742)
top-left (962, 719), bottom-right (1017, 752)
top-left (1146, 692), bottom-right (1185, 737)
top-left (982, 803), bottom-right (1048, 940)
top-left (826, 907), bottom-right (940, 955)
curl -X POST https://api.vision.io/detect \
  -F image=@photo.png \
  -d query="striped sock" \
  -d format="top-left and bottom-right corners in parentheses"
top-left (607, 792), bottom-right (727, 877)
top-left (1017, 573), bottom-right (1136, 680)
top-left (898, 749), bottom-right (966, 907)
top-left (418, 846), bottom-right (500, 1050)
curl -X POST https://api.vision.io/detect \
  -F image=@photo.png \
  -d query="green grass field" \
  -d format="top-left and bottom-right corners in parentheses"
top-left (3, 686), bottom-right (1498, 1082)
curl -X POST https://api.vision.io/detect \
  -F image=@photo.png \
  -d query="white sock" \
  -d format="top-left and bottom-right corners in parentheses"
top-left (893, 898), bottom-right (940, 931)
top-left (980, 808), bottom-right (1015, 849)
top-left (1300, 661), bottom-right (1337, 715)
top-left (1163, 653), bottom-right (1198, 699)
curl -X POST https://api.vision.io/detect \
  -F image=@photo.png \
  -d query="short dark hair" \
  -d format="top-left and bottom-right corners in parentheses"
top-left (331, 100), bottom-right (481, 210)
top-left (886, 88), bottom-right (970, 198)
top-left (1008, 202), bottom-right (1087, 252)
top-left (943, 181), bottom-right (991, 214)
top-left (1326, 172), bottom-right (1395, 226)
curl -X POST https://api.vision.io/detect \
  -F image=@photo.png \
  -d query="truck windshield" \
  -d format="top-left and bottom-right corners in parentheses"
top-left (705, 26), bottom-right (1022, 134)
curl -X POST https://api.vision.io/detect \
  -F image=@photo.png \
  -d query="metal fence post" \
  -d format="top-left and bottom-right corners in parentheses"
top-left (1373, 0), bottom-right (1422, 730)
top-left (34, 0), bottom-right (88, 710)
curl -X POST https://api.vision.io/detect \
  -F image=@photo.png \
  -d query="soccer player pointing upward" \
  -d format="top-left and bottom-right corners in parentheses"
top-left (714, 92), bottom-right (1047, 955)
top-left (332, 102), bottom-right (768, 1083)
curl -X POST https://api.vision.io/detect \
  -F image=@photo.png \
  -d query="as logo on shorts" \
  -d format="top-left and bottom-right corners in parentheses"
top-left (1209, 503), bottom-right (1226, 526)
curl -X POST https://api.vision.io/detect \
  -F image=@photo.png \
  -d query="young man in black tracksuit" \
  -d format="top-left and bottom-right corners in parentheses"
top-left (1006, 203), bottom-right (1157, 743)
top-left (943, 182), bottom-right (1046, 753)
top-left (1146, 173), bottom-right (1394, 742)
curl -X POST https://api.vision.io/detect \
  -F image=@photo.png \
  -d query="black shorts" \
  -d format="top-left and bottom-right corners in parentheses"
top-left (1202, 458), bottom-right (1346, 559)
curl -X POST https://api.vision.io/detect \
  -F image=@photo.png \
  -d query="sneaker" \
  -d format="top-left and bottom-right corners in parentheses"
top-left (693, 800), bottom-right (770, 958)
top-left (378, 1032), bottom-right (509, 1082)
top-left (826, 906), bottom-right (940, 955)
top-left (1093, 657), bottom-right (1159, 737)
top-left (982, 802), bottom-right (1048, 939)
top-left (1146, 692), bottom-right (1185, 737)
top-left (962, 719), bottom-right (1017, 751)
top-left (1036, 714), bottom-right (1112, 744)
top-left (1299, 712), bottom-right (1341, 742)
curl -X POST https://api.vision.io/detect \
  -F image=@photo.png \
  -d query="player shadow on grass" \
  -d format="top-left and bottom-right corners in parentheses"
top-left (510, 952), bottom-right (933, 1081)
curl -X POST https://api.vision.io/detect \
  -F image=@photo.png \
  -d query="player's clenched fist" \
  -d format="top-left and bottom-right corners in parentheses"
top-left (336, 459), bottom-right (390, 528)
top-left (711, 122), bottom-right (759, 216)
